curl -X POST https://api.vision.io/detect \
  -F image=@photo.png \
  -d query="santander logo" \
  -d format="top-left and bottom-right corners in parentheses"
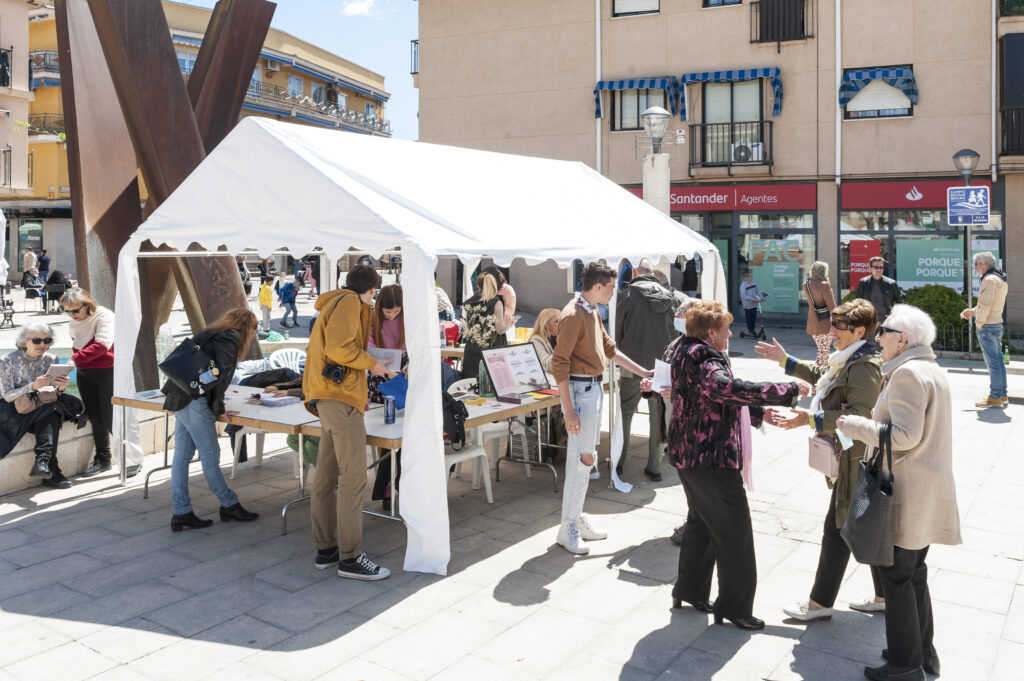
top-left (905, 186), bottom-right (924, 201)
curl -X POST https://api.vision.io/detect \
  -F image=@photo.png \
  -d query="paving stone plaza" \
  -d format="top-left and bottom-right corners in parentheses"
top-left (0, 291), bottom-right (1019, 680)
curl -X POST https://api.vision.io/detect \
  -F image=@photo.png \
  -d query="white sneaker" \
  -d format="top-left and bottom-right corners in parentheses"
top-left (783, 601), bottom-right (834, 621)
top-left (556, 521), bottom-right (590, 555)
top-left (848, 597), bottom-right (886, 613)
top-left (579, 514), bottom-right (607, 541)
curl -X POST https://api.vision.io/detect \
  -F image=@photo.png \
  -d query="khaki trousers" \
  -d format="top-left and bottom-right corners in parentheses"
top-left (310, 400), bottom-right (367, 559)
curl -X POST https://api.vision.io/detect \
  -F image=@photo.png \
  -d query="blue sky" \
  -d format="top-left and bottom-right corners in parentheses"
top-left (178, 0), bottom-right (419, 139)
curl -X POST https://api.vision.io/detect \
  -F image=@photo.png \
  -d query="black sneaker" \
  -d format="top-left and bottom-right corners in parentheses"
top-left (315, 547), bottom-right (340, 570)
top-left (337, 553), bottom-right (390, 581)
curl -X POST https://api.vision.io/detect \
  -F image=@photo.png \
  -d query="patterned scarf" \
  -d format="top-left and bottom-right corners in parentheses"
top-left (809, 339), bottom-right (866, 413)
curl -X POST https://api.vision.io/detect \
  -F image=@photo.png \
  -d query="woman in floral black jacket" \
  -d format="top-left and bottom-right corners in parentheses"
top-left (667, 300), bottom-right (809, 630)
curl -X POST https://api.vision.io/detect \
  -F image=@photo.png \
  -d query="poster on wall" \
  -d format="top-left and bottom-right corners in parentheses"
top-left (896, 239), bottom-right (963, 293)
top-left (849, 239), bottom-right (882, 290)
top-left (714, 239), bottom-right (729, 286)
top-left (746, 239), bottom-right (801, 314)
top-left (970, 240), bottom-right (1002, 296)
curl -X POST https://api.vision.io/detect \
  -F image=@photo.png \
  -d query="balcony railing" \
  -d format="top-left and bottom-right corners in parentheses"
top-left (410, 39), bottom-right (419, 75)
top-left (0, 47), bottom-right (12, 88)
top-left (751, 0), bottom-right (814, 45)
top-left (688, 120), bottom-right (774, 170)
top-left (1002, 107), bottom-right (1024, 155)
top-left (27, 112), bottom-right (65, 136)
top-left (1000, 0), bottom-right (1024, 16)
top-left (29, 50), bottom-right (59, 73)
top-left (244, 80), bottom-right (391, 135)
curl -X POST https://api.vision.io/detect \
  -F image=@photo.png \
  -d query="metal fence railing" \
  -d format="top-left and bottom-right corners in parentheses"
top-left (0, 47), bottom-right (12, 88)
top-left (751, 0), bottom-right (814, 45)
top-left (1002, 107), bottom-right (1024, 155)
top-left (688, 120), bottom-right (774, 170)
top-left (27, 112), bottom-right (65, 136)
top-left (29, 50), bottom-right (59, 73)
top-left (934, 322), bottom-right (1023, 356)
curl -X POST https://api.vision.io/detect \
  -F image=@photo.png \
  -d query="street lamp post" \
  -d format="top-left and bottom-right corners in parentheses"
top-left (953, 148), bottom-right (981, 354)
top-left (640, 106), bottom-right (672, 215)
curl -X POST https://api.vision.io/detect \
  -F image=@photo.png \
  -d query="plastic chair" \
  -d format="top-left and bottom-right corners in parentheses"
top-left (444, 444), bottom-right (492, 503)
top-left (446, 379), bottom-right (523, 488)
top-left (269, 348), bottom-right (306, 372)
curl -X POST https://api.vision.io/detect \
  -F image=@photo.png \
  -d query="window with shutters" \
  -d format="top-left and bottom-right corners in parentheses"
top-left (613, 0), bottom-right (659, 17)
top-left (611, 89), bottom-right (667, 131)
top-left (843, 68), bottom-right (914, 120)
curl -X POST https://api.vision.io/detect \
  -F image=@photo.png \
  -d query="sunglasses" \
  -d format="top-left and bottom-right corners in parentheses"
top-left (870, 266), bottom-right (885, 270)
top-left (877, 325), bottom-right (904, 337)
top-left (830, 318), bottom-right (852, 331)
top-left (29, 337), bottom-right (54, 345)
top-left (63, 306), bottom-right (84, 315)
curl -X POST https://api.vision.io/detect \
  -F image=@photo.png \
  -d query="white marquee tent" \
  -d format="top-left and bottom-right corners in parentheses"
top-left (113, 117), bottom-right (726, 575)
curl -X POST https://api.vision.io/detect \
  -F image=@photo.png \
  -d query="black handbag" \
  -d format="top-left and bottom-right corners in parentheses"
top-left (159, 336), bottom-right (220, 399)
top-left (805, 281), bottom-right (830, 321)
top-left (841, 423), bottom-right (894, 567)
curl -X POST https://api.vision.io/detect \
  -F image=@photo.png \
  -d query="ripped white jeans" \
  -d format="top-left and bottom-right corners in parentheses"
top-left (561, 379), bottom-right (603, 526)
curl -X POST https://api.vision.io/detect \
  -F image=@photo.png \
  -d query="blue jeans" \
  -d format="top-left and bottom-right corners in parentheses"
top-left (171, 399), bottom-right (239, 515)
top-left (561, 379), bottom-right (603, 525)
top-left (282, 301), bottom-right (298, 325)
top-left (977, 324), bottom-right (1007, 399)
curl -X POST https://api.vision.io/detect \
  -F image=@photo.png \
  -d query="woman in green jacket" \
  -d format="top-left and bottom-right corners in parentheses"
top-left (756, 299), bottom-right (885, 622)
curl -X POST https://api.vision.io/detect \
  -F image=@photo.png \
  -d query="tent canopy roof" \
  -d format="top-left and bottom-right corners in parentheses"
top-left (133, 117), bottom-right (715, 266)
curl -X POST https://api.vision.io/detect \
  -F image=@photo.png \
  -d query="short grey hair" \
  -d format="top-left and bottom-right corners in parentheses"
top-left (973, 251), bottom-right (996, 269)
top-left (883, 304), bottom-right (935, 348)
top-left (810, 261), bottom-right (829, 280)
top-left (16, 323), bottom-right (56, 350)
top-left (634, 258), bottom-right (654, 275)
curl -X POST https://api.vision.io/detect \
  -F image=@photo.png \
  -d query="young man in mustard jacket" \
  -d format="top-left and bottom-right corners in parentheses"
top-left (304, 265), bottom-right (390, 580)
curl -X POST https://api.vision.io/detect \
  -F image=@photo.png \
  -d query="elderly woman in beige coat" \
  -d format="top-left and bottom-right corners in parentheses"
top-left (838, 304), bottom-right (961, 681)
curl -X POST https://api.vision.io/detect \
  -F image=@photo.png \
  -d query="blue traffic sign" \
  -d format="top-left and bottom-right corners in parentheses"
top-left (947, 186), bottom-right (990, 225)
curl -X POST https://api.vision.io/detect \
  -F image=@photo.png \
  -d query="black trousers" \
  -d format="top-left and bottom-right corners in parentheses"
top-left (27, 410), bottom-right (63, 476)
top-left (77, 367), bottom-right (113, 456)
top-left (877, 545), bottom-right (935, 669)
top-left (744, 307), bottom-right (758, 333)
top-left (810, 485), bottom-right (884, 607)
top-left (672, 467), bottom-right (757, 619)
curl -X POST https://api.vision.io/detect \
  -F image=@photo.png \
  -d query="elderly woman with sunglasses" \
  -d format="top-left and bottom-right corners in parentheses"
top-left (61, 288), bottom-right (132, 478)
top-left (837, 305), bottom-right (961, 681)
top-left (756, 299), bottom-right (886, 622)
top-left (0, 323), bottom-right (86, 489)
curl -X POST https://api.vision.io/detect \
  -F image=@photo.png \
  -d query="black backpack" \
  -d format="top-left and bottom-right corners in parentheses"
top-left (441, 390), bottom-right (469, 451)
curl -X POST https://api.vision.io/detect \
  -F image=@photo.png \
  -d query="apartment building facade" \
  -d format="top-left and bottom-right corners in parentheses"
top-left (3, 0), bottom-right (392, 283)
top-left (0, 0), bottom-right (36, 255)
top-left (417, 0), bottom-right (1024, 326)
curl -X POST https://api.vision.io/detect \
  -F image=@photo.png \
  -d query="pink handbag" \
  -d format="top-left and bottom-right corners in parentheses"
top-left (808, 435), bottom-right (840, 478)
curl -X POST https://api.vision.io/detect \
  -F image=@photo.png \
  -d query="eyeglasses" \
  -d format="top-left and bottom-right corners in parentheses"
top-left (830, 318), bottom-right (852, 331)
top-left (63, 306), bottom-right (84, 315)
top-left (877, 325), bottom-right (904, 337)
top-left (29, 337), bottom-right (54, 345)
top-left (869, 265), bottom-right (885, 270)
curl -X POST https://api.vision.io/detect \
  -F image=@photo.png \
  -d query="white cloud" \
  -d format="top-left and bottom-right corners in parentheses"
top-left (341, 0), bottom-right (377, 16)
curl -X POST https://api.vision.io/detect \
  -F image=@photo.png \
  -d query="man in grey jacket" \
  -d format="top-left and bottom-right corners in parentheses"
top-left (614, 258), bottom-right (678, 481)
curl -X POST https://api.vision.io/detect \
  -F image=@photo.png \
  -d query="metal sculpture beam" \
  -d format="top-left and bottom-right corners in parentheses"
top-left (58, 0), bottom-right (275, 385)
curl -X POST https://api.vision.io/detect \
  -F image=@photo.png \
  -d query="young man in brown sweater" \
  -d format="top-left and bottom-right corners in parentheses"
top-left (552, 261), bottom-right (654, 554)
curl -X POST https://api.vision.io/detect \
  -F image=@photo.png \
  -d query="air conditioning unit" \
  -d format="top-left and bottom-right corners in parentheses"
top-left (264, 58), bottom-right (280, 72)
top-left (731, 142), bottom-right (764, 163)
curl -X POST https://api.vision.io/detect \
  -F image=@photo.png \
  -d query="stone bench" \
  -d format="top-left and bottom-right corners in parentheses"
top-left (0, 412), bottom-right (171, 496)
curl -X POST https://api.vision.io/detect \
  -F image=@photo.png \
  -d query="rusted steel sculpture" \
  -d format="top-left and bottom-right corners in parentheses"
top-left (57, 0), bottom-right (275, 385)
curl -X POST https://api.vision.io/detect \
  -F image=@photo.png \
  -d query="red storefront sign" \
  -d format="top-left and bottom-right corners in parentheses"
top-left (625, 183), bottom-right (817, 211)
top-left (841, 179), bottom-right (993, 210)
top-left (848, 239), bottom-right (882, 290)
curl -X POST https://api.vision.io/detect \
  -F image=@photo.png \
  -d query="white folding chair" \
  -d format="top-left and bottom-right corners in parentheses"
top-left (229, 428), bottom-right (265, 480)
top-left (444, 444), bottom-right (492, 503)
top-left (447, 379), bottom-right (520, 488)
top-left (269, 348), bottom-right (306, 372)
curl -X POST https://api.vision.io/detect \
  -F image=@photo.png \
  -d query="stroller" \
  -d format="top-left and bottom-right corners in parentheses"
top-left (739, 301), bottom-right (767, 340)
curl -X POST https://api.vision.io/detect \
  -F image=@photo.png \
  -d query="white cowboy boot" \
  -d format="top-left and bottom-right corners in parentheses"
top-left (556, 519), bottom-right (589, 555)
top-left (579, 514), bottom-right (607, 541)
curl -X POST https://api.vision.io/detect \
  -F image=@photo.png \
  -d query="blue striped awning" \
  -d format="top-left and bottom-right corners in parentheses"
top-left (838, 67), bottom-right (918, 107)
top-left (679, 68), bottom-right (783, 120)
top-left (593, 77), bottom-right (679, 119)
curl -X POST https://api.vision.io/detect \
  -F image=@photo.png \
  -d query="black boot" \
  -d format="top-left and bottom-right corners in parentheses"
top-left (41, 471), bottom-right (72, 489)
top-left (29, 455), bottom-right (51, 478)
top-left (81, 450), bottom-right (112, 477)
top-left (171, 511), bottom-right (213, 532)
top-left (219, 503), bottom-right (259, 522)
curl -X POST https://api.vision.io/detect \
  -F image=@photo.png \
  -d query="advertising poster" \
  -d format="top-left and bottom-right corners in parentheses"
top-left (848, 239), bottom-right (882, 290)
top-left (714, 239), bottom-right (729, 285)
top-left (896, 239), bottom-right (963, 292)
top-left (752, 262), bottom-right (800, 313)
top-left (970, 240), bottom-right (1001, 296)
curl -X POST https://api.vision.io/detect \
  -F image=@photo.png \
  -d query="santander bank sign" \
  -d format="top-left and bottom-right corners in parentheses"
top-left (625, 184), bottom-right (817, 211)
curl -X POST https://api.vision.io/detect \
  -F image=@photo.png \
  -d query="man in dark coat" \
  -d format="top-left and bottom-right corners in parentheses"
top-left (855, 256), bottom-right (902, 321)
top-left (614, 258), bottom-right (677, 481)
